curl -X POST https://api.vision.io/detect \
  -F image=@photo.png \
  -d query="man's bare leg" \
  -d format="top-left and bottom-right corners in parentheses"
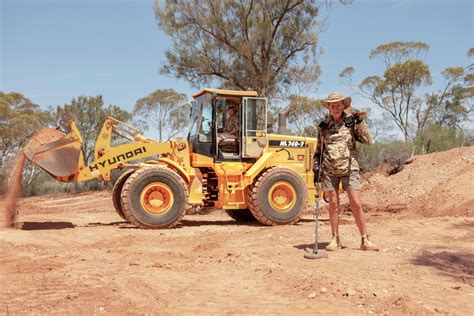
top-left (325, 190), bottom-right (342, 250)
top-left (326, 190), bottom-right (340, 236)
top-left (347, 189), bottom-right (367, 236)
top-left (347, 189), bottom-right (379, 251)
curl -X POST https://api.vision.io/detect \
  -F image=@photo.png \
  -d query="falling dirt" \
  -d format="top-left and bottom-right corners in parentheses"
top-left (1, 127), bottom-right (75, 228)
top-left (2, 152), bottom-right (26, 228)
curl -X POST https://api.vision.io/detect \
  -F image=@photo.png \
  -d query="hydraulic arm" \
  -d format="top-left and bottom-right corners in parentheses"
top-left (23, 117), bottom-right (192, 183)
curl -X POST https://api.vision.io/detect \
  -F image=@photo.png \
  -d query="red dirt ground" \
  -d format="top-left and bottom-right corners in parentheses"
top-left (1, 147), bottom-right (473, 314)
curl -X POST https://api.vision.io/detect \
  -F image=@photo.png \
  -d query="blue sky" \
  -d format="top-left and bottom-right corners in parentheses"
top-left (1, 0), bottom-right (473, 115)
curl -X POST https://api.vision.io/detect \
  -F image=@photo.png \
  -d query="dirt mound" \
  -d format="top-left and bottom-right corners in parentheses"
top-left (361, 146), bottom-right (474, 217)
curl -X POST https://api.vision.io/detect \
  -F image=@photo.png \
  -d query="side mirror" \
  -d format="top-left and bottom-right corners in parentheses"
top-left (190, 101), bottom-right (197, 117)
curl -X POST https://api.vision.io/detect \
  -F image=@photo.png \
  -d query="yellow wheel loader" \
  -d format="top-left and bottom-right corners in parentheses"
top-left (23, 89), bottom-right (317, 229)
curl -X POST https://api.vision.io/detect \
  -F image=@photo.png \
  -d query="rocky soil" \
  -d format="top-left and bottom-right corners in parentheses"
top-left (1, 146), bottom-right (473, 314)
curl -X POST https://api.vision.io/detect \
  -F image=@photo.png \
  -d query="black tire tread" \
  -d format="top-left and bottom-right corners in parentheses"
top-left (121, 166), bottom-right (191, 229)
top-left (247, 166), bottom-right (308, 226)
top-left (112, 170), bottom-right (134, 220)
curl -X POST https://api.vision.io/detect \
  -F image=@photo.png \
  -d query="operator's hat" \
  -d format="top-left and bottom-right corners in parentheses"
top-left (320, 92), bottom-right (351, 109)
top-left (227, 99), bottom-right (239, 109)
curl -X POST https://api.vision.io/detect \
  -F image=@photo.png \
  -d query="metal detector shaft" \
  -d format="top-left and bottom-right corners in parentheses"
top-left (313, 193), bottom-right (320, 253)
top-left (304, 134), bottom-right (328, 259)
top-left (304, 187), bottom-right (328, 259)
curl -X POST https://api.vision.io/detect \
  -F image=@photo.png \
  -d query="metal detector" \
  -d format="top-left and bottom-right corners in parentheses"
top-left (304, 136), bottom-right (328, 259)
top-left (304, 184), bottom-right (328, 259)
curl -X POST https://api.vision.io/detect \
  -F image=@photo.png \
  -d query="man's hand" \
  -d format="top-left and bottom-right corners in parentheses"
top-left (313, 161), bottom-right (321, 183)
top-left (354, 111), bottom-right (367, 123)
top-left (344, 111), bottom-right (367, 128)
top-left (319, 119), bottom-right (328, 127)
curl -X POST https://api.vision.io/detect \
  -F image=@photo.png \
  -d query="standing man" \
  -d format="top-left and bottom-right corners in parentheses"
top-left (314, 92), bottom-right (379, 251)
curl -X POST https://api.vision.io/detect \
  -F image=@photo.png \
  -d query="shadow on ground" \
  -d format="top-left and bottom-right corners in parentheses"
top-left (298, 217), bottom-right (330, 223)
top-left (450, 220), bottom-right (474, 229)
top-left (102, 219), bottom-right (262, 229)
top-left (294, 242), bottom-right (329, 250)
top-left (410, 250), bottom-right (474, 285)
top-left (179, 219), bottom-right (259, 227)
top-left (19, 221), bottom-right (76, 230)
top-left (86, 221), bottom-right (129, 227)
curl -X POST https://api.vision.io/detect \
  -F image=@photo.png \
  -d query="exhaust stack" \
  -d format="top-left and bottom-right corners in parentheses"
top-left (277, 105), bottom-right (290, 134)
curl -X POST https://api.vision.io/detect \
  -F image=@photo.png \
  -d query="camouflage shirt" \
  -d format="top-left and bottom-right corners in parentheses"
top-left (316, 112), bottom-right (371, 176)
top-left (224, 113), bottom-right (239, 136)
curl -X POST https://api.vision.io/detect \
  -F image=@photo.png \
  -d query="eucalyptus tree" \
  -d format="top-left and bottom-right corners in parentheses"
top-left (286, 95), bottom-right (325, 136)
top-left (422, 48), bottom-right (473, 130)
top-left (0, 92), bottom-right (51, 193)
top-left (53, 95), bottom-right (131, 164)
top-left (0, 92), bottom-right (50, 164)
top-left (134, 89), bottom-right (190, 142)
top-left (340, 41), bottom-right (432, 142)
top-left (155, 0), bottom-right (332, 97)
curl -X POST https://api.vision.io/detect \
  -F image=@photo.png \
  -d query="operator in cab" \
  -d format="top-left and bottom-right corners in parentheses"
top-left (218, 103), bottom-right (239, 142)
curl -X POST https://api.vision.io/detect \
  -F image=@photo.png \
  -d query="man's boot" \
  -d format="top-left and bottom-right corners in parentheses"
top-left (360, 235), bottom-right (379, 251)
top-left (326, 235), bottom-right (342, 251)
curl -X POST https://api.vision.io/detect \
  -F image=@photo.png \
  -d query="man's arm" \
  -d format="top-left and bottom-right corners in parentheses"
top-left (354, 120), bottom-right (372, 145)
top-left (314, 119), bottom-right (328, 164)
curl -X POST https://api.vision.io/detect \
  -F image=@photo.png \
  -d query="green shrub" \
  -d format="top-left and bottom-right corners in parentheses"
top-left (414, 125), bottom-right (471, 154)
top-left (357, 141), bottom-right (415, 172)
top-left (357, 125), bottom-right (473, 173)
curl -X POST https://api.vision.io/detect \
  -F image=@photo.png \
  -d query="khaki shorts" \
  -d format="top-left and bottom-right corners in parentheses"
top-left (321, 171), bottom-right (361, 191)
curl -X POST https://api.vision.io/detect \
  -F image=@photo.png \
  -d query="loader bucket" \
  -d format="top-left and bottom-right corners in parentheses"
top-left (23, 127), bottom-right (85, 182)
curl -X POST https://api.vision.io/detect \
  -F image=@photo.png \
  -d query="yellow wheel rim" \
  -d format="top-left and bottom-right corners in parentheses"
top-left (268, 181), bottom-right (296, 212)
top-left (140, 183), bottom-right (174, 215)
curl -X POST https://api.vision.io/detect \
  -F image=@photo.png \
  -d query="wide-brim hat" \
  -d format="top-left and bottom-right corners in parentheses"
top-left (320, 92), bottom-right (351, 109)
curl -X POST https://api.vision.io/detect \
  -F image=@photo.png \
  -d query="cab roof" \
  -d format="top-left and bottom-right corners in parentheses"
top-left (192, 88), bottom-right (258, 98)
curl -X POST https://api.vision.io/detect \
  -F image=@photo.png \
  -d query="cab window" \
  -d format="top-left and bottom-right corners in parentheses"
top-left (245, 98), bottom-right (266, 136)
top-left (198, 101), bottom-right (213, 142)
top-left (187, 101), bottom-right (200, 141)
top-left (216, 99), bottom-right (225, 133)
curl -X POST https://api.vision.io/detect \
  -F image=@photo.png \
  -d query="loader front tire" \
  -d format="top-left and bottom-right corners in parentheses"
top-left (248, 167), bottom-right (307, 226)
top-left (112, 170), bottom-right (134, 221)
top-left (121, 166), bottom-right (190, 229)
top-left (225, 209), bottom-right (256, 222)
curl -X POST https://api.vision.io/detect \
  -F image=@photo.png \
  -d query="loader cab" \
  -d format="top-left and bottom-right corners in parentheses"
top-left (187, 89), bottom-right (268, 161)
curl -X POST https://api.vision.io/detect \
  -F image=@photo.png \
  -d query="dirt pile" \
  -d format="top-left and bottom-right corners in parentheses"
top-left (360, 146), bottom-right (474, 217)
top-left (2, 152), bottom-right (26, 228)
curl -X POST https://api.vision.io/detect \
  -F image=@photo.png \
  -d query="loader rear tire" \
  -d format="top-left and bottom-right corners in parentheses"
top-left (225, 209), bottom-right (256, 222)
top-left (112, 170), bottom-right (134, 221)
top-left (248, 166), bottom-right (307, 226)
top-left (121, 166), bottom-right (190, 229)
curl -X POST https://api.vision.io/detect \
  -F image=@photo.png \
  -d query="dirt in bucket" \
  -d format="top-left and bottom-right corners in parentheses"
top-left (2, 152), bottom-right (26, 228)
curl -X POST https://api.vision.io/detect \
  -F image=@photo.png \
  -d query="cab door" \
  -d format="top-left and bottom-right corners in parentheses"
top-left (242, 97), bottom-right (267, 158)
